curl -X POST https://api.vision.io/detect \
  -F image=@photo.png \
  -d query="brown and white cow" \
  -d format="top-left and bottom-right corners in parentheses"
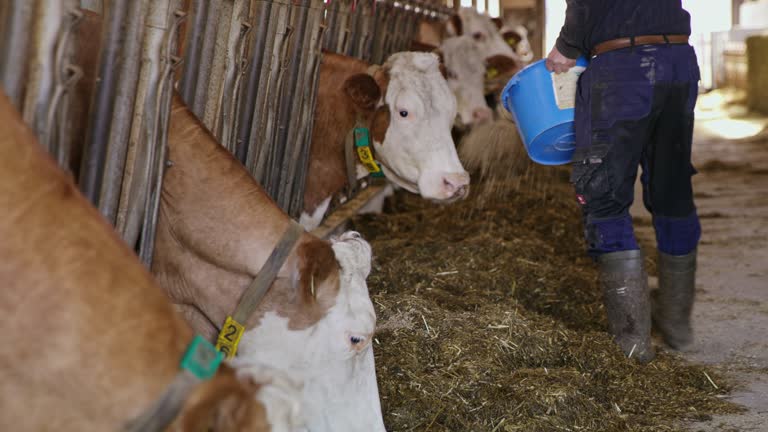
top-left (410, 9), bottom-right (521, 130)
top-left (300, 51), bottom-right (470, 230)
top-left (0, 90), bottom-right (301, 432)
top-left (152, 93), bottom-right (385, 432)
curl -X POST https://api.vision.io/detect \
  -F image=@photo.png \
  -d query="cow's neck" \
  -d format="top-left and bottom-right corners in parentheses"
top-left (303, 54), bottom-right (381, 214)
top-left (153, 94), bottom-right (309, 341)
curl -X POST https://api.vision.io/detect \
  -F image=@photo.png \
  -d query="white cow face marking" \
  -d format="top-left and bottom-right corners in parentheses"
top-left (439, 35), bottom-right (493, 128)
top-left (457, 8), bottom-right (517, 60)
top-left (232, 232), bottom-right (385, 432)
top-left (375, 51), bottom-right (470, 203)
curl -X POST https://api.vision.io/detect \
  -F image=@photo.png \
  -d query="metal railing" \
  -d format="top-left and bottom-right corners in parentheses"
top-left (0, 0), bottom-right (456, 266)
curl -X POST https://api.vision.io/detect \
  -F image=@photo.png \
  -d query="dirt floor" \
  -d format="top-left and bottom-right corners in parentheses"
top-left (634, 92), bottom-right (768, 432)
top-left (354, 89), bottom-right (768, 432)
top-left (349, 95), bottom-right (767, 431)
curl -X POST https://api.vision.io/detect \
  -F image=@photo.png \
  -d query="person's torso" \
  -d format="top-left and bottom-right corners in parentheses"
top-left (585, 0), bottom-right (692, 49)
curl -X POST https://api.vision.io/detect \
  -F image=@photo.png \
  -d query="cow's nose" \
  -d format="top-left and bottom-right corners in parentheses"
top-left (442, 172), bottom-right (470, 199)
top-left (472, 107), bottom-right (492, 124)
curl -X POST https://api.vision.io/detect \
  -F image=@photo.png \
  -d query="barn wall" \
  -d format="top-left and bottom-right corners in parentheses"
top-left (80, 0), bottom-right (102, 13)
top-left (746, 35), bottom-right (768, 114)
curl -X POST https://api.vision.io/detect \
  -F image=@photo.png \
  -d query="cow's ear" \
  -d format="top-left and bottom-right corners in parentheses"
top-left (343, 73), bottom-right (381, 112)
top-left (448, 14), bottom-right (462, 36)
top-left (371, 105), bottom-right (391, 144)
top-left (295, 239), bottom-right (339, 305)
top-left (433, 50), bottom-right (448, 79)
top-left (485, 54), bottom-right (522, 77)
top-left (178, 366), bottom-right (265, 431)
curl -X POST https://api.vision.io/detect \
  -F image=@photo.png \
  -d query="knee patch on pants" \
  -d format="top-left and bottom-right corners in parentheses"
top-left (585, 213), bottom-right (639, 257)
top-left (653, 211), bottom-right (701, 255)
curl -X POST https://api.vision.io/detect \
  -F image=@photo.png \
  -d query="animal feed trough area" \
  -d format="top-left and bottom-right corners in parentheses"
top-left (352, 126), bottom-right (742, 431)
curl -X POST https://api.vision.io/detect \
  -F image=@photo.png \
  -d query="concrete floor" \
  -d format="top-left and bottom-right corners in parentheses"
top-left (630, 93), bottom-right (768, 432)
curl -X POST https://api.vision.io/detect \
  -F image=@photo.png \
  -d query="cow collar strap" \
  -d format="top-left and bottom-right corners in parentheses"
top-left (124, 335), bottom-right (223, 432)
top-left (215, 220), bottom-right (304, 359)
top-left (342, 64), bottom-right (388, 199)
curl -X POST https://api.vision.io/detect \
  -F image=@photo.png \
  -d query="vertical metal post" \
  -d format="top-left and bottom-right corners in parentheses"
top-left (189, 0), bottom-right (221, 118)
top-left (202, 0), bottom-right (252, 147)
top-left (22, 0), bottom-right (80, 154)
top-left (139, 9), bottom-right (186, 266)
top-left (279, 0), bottom-right (325, 216)
top-left (115, 0), bottom-right (183, 253)
top-left (322, 0), bottom-right (341, 51)
top-left (244, 0), bottom-right (291, 183)
top-left (90, 0), bottom-right (148, 221)
top-left (178, 0), bottom-right (208, 104)
top-left (234, 0), bottom-right (274, 164)
top-left (0, 0), bottom-right (34, 109)
top-left (268, 0), bottom-right (309, 210)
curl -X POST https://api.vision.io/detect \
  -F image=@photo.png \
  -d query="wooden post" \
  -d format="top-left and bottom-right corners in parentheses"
top-left (535, 0), bottom-right (544, 58)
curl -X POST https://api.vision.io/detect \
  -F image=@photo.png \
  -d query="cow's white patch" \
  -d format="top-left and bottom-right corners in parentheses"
top-left (375, 52), bottom-right (470, 203)
top-left (238, 364), bottom-right (306, 432)
top-left (232, 232), bottom-right (385, 432)
top-left (299, 196), bottom-right (331, 231)
top-left (440, 35), bottom-right (491, 127)
top-left (359, 183), bottom-right (395, 214)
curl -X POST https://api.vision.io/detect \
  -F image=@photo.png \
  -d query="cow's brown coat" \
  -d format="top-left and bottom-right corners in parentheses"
top-left (0, 91), bottom-right (268, 432)
top-left (152, 94), bottom-right (341, 341)
top-left (303, 52), bottom-right (391, 214)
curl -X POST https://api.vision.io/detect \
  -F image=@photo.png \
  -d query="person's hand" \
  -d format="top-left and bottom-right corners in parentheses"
top-left (545, 47), bottom-right (577, 74)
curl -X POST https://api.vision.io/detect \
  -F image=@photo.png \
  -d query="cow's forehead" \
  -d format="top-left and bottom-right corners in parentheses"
top-left (331, 231), bottom-right (372, 282)
top-left (460, 9), bottom-right (495, 34)
top-left (442, 36), bottom-right (486, 77)
top-left (385, 52), bottom-right (456, 115)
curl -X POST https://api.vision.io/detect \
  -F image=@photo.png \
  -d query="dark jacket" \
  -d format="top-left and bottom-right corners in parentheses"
top-left (555, 0), bottom-right (692, 59)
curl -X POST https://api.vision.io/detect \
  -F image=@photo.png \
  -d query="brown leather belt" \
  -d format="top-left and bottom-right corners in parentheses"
top-left (591, 34), bottom-right (689, 56)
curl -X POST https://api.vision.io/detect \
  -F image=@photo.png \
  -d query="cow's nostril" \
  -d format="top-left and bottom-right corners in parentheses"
top-left (472, 108), bottom-right (492, 124)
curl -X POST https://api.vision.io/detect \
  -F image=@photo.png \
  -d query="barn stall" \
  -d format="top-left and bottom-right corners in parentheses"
top-left (0, 0), bottom-right (766, 430)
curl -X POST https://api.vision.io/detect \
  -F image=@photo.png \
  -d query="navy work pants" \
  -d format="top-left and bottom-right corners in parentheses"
top-left (572, 43), bottom-right (701, 257)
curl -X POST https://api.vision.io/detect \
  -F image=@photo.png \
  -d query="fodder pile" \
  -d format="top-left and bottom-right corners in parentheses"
top-left (352, 130), bottom-right (739, 431)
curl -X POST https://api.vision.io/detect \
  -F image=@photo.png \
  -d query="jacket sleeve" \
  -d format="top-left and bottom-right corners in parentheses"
top-left (555, 0), bottom-right (591, 59)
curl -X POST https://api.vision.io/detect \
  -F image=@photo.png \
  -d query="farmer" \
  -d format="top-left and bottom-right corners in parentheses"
top-left (545, 1), bottom-right (700, 363)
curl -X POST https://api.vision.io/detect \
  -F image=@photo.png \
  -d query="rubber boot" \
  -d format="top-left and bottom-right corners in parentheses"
top-left (652, 249), bottom-right (697, 350)
top-left (598, 250), bottom-right (655, 363)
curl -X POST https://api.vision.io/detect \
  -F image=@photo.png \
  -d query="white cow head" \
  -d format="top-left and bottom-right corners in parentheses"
top-left (438, 35), bottom-right (492, 127)
top-left (378, 52), bottom-right (470, 201)
top-left (232, 232), bottom-right (385, 432)
top-left (343, 52), bottom-right (470, 202)
top-left (448, 7), bottom-right (517, 60)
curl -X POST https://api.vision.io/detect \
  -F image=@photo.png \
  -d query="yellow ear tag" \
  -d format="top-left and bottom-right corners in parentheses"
top-left (486, 67), bottom-right (499, 80)
top-left (215, 316), bottom-right (245, 359)
top-left (354, 127), bottom-right (384, 177)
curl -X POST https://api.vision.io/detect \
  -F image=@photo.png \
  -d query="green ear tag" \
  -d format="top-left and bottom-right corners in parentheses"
top-left (180, 334), bottom-right (224, 380)
top-left (354, 127), bottom-right (384, 178)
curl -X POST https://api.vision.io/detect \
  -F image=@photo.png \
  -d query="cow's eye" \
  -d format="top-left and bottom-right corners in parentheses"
top-left (399, 110), bottom-right (408, 118)
top-left (472, 32), bottom-right (485, 41)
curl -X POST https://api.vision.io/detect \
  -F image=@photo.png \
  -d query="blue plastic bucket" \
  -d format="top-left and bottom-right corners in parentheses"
top-left (501, 56), bottom-right (589, 165)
